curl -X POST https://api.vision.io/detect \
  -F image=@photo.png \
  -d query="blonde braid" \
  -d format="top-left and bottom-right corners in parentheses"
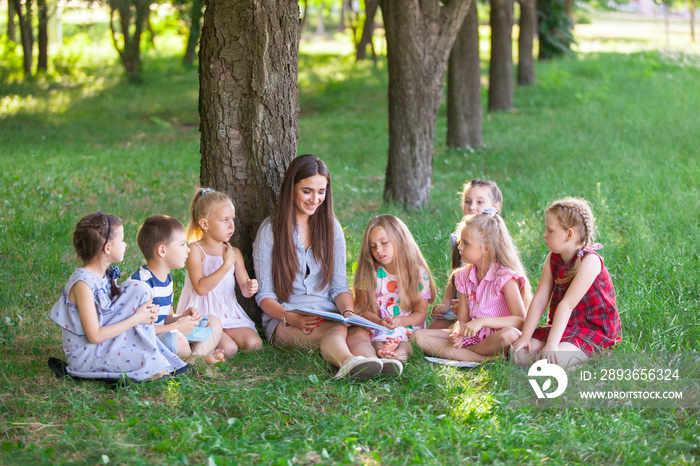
top-left (547, 197), bottom-right (597, 284)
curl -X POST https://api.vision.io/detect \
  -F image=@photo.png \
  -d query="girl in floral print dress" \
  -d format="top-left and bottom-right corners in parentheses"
top-left (413, 211), bottom-right (532, 363)
top-left (353, 215), bottom-right (437, 363)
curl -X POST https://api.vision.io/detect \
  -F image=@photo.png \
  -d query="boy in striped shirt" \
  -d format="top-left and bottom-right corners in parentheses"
top-left (132, 215), bottom-right (224, 364)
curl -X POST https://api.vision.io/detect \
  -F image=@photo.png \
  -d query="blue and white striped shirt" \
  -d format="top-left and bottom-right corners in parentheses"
top-left (130, 265), bottom-right (173, 323)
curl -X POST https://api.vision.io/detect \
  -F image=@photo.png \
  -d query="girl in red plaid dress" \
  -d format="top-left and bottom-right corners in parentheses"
top-left (512, 198), bottom-right (621, 369)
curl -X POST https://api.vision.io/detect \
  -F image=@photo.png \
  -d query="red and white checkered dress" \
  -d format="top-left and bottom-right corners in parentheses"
top-left (454, 263), bottom-right (526, 348)
top-left (531, 249), bottom-right (621, 353)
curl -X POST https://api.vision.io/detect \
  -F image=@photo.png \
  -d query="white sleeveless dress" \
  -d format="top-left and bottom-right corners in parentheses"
top-left (176, 242), bottom-right (256, 331)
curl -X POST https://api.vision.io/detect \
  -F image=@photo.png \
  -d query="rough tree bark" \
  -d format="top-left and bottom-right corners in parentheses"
top-left (355, 0), bottom-right (378, 62)
top-left (183, 0), bottom-right (205, 67)
top-left (199, 0), bottom-right (300, 317)
top-left (447, 0), bottom-right (482, 149)
top-left (11, 0), bottom-right (33, 77)
top-left (517, 0), bottom-right (536, 85)
top-left (380, 0), bottom-right (472, 209)
top-left (488, 0), bottom-right (514, 111)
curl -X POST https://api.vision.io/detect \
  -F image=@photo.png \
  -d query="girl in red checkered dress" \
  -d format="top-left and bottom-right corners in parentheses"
top-left (512, 198), bottom-right (621, 369)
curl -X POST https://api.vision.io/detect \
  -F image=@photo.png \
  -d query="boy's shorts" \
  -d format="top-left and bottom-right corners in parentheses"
top-left (157, 317), bottom-right (210, 354)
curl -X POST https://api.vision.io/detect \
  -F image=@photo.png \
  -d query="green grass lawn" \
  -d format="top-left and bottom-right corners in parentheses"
top-left (1, 15), bottom-right (700, 465)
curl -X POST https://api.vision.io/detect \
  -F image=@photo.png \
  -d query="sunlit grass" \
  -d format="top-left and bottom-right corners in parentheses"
top-left (1, 9), bottom-right (699, 464)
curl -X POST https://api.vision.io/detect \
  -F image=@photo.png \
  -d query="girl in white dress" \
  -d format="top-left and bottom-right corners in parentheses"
top-left (177, 189), bottom-right (263, 357)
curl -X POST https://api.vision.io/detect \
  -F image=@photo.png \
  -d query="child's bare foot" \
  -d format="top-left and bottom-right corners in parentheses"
top-left (377, 338), bottom-right (401, 359)
top-left (202, 349), bottom-right (226, 365)
top-left (145, 369), bottom-right (168, 382)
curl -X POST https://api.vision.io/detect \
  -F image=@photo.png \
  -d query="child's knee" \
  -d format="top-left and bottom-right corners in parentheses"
top-left (220, 339), bottom-right (239, 357)
top-left (176, 332), bottom-right (192, 357)
top-left (498, 327), bottom-right (521, 347)
top-left (206, 315), bottom-right (223, 331)
top-left (245, 333), bottom-right (263, 351)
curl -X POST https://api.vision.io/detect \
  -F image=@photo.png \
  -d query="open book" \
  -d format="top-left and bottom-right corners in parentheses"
top-left (294, 308), bottom-right (391, 333)
top-left (187, 326), bottom-right (213, 342)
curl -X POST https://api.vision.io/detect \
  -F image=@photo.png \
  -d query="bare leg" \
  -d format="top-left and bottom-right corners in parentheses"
top-left (427, 319), bottom-right (455, 330)
top-left (175, 332), bottom-right (192, 359)
top-left (224, 327), bottom-right (263, 351)
top-left (346, 326), bottom-right (377, 358)
top-left (191, 315), bottom-right (224, 357)
top-left (412, 328), bottom-right (491, 362)
top-left (217, 332), bottom-right (240, 357)
top-left (511, 338), bottom-right (546, 367)
top-left (463, 327), bottom-right (522, 357)
top-left (274, 321), bottom-right (355, 368)
top-left (549, 342), bottom-right (589, 370)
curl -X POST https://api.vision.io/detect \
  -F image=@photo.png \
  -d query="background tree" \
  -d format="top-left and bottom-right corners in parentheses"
top-left (11, 0), bottom-right (33, 77)
top-left (690, 0), bottom-right (697, 42)
top-left (446, 0), bottom-right (482, 148)
top-left (517, 0), bottom-right (536, 85)
top-left (183, 0), bottom-right (205, 66)
top-left (199, 0), bottom-right (301, 316)
top-left (7, 1), bottom-right (17, 43)
top-left (109, 0), bottom-right (152, 83)
top-left (488, 0), bottom-right (514, 111)
top-left (37, 0), bottom-right (48, 73)
top-left (537, 0), bottom-right (574, 59)
top-left (353, 0), bottom-right (379, 62)
top-left (379, 0), bottom-right (472, 209)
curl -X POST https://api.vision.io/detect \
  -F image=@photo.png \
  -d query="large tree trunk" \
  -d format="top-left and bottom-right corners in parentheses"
top-left (7, 0), bottom-right (17, 43)
top-left (37, 0), bottom-right (48, 73)
top-left (379, 0), bottom-right (472, 209)
top-left (183, 0), bottom-right (205, 67)
top-left (199, 0), bottom-right (300, 317)
top-left (518, 0), bottom-right (536, 85)
top-left (488, 0), bottom-right (514, 111)
top-left (355, 0), bottom-right (378, 62)
top-left (447, 0), bottom-right (482, 149)
top-left (12, 0), bottom-right (33, 78)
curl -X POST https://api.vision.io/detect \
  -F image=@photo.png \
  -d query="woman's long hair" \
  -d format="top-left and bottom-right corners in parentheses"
top-left (458, 213), bottom-right (533, 308)
top-left (354, 215), bottom-right (437, 316)
top-left (271, 154), bottom-right (335, 302)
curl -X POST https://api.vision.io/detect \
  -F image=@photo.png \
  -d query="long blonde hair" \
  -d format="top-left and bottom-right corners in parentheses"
top-left (354, 215), bottom-right (437, 316)
top-left (546, 197), bottom-right (597, 285)
top-left (186, 188), bottom-right (233, 243)
top-left (458, 213), bottom-right (533, 307)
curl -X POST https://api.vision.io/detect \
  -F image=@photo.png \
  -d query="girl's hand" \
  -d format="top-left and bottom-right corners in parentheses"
top-left (448, 321), bottom-right (464, 347)
top-left (246, 278), bottom-right (258, 295)
top-left (449, 298), bottom-right (459, 311)
top-left (511, 336), bottom-right (532, 354)
top-left (175, 315), bottom-right (198, 337)
top-left (430, 303), bottom-right (447, 319)
top-left (293, 312), bottom-right (323, 334)
top-left (222, 243), bottom-right (235, 266)
top-left (134, 300), bottom-right (158, 325)
top-left (538, 344), bottom-right (559, 365)
top-left (461, 319), bottom-right (483, 338)
top-left (184, 307), bottom-right (202, 323)
top-left (380, 316), bottom-right (399, 329)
